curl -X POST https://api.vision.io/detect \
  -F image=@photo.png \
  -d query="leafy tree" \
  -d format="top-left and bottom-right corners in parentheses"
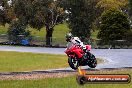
top-left (0, 0), bottom-right (15, 26)
top-left (129, 0), bottom-right (132, 21)
top-left (0, 0), bottom-right (29, 43)
top-left (13, 0), bottom-right (65, 46)
top-left (61, 0), bottom-right (99, 41)
top-left (129, 0), bottom-right (132, 14)
top-left (95, 0), bottom-right (128, 31)
top-left (0, 0), bottom-right (65, 46)
top-left (98, 9), bottom-right (130, 44)
top-left (96, 0), bottom-right (128, 11)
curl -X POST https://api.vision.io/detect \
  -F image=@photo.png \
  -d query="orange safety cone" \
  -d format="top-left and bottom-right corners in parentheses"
top-left (78, 66), bottom-right (86, 76)
top-left (77, 66), bottom-right (87, 85)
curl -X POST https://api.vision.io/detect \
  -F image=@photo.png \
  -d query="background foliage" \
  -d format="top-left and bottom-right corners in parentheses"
top-left (98, 9), bottom-right (130, 44)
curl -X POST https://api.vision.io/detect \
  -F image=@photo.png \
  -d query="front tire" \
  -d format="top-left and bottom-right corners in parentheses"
top-left (68, 56), bottom-right (79, 70)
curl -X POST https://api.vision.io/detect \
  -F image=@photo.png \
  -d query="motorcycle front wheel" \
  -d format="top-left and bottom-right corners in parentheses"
top-left (68, 56), bottom-right (79, 70)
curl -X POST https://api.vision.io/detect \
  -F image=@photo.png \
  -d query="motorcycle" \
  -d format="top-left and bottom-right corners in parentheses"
top-left (65, 42), bottom-right (97, 70)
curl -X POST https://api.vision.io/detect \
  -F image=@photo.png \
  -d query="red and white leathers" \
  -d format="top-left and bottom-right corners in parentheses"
top-left (69, 37), bottom-right (86, 50)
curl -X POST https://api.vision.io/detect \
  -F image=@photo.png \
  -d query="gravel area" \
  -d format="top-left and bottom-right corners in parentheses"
top-left (0, 72), bottom-right (77, 80)
top-left (0, 67), bottom-right (132, 80)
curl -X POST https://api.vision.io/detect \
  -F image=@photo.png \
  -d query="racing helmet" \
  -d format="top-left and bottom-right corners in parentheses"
top-left (65, 33), bottom-right (73, 42)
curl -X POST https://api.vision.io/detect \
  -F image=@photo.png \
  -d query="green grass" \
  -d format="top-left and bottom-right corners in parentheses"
top-left (91, 30), bottom-right (99, 39)
top-left (0, 51), bottom-right (68, 72)
top-left (28, 23), bottom-right (69, 38)
top-left (0, 24), bottom-right (8, 34)
top-left (0, 69), bottom-right (131, 88)
top-left (0, 51), bottom-right (103, 72)
top-left (0, 51), bottom-right (102, 72)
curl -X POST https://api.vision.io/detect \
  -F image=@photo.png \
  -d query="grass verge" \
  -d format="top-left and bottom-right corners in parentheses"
top-left (0, 51), bottom-right (68, 72)
top-left (0, 51), bottom-right (103, 72)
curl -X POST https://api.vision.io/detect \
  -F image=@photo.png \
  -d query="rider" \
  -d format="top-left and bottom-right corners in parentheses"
top-left (65, 33), bottom-right (86, 51)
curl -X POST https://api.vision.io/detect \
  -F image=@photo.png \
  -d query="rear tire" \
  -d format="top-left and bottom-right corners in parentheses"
top-left (68, 56), bottom-right (79, 70)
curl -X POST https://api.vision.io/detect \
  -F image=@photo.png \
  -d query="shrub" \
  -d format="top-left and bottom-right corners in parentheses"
top-left (98, 9), bottom-right (130, 44)
top-left (8, 20), bottom-right (30, 44)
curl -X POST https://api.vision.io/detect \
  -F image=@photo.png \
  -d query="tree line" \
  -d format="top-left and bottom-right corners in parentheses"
top-left (0, 0), bottom-right (132, 46)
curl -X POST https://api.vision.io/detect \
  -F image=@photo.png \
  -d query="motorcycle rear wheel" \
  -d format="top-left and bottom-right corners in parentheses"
top-left (87, 54), bottom-right (97, 68)
top-left (68, 56), bottom-right (79, 70)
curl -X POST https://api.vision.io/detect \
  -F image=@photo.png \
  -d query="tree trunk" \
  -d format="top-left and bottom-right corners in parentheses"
top-left (46, 28), bottom-right (53, 46)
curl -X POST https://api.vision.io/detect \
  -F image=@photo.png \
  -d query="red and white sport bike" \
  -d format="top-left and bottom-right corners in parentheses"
top-left (65, 42), bottom-right (97, 70)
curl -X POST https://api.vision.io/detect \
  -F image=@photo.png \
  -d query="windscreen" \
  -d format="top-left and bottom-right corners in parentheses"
top-left (66, 42), bottom-right (76, 50)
